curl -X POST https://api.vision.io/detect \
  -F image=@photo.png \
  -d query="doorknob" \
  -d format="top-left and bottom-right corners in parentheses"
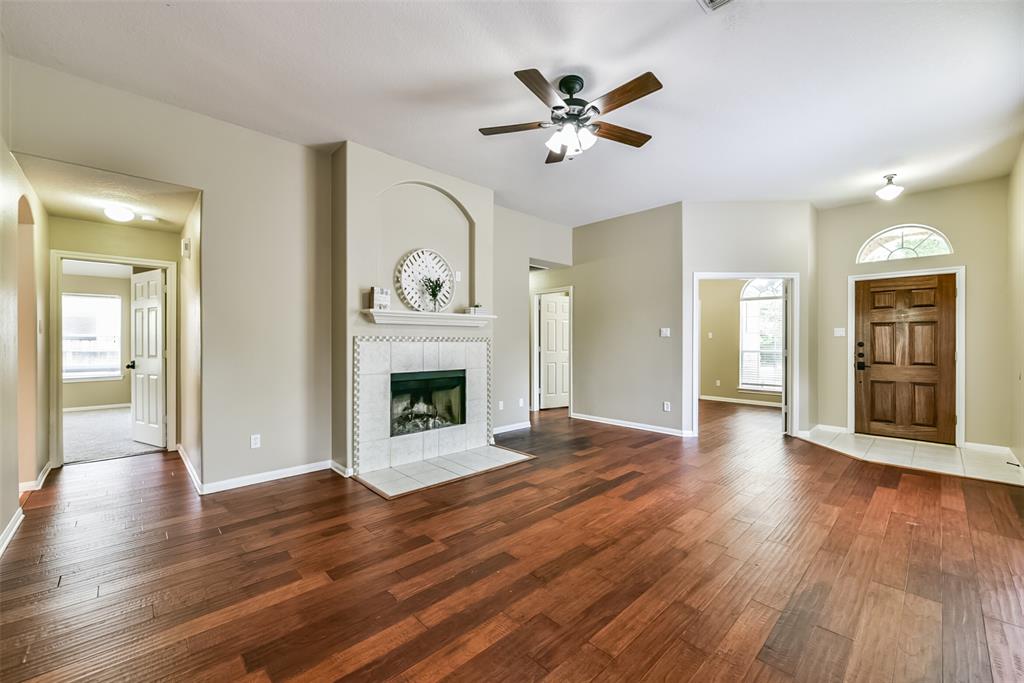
top-left (856, 361), bottom-right (870, 371)
top-left (126, 360), bottom-right (136, 370)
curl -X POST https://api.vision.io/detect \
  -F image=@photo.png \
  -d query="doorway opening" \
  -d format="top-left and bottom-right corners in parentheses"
top-left (693, 272), bottom-right (799, 436)
top-left (58, 257), bottom-right (173, 463)
top-left (12, 153), bottom-right (202, 471)
top-left (530, 286), bottom-right (573, 412)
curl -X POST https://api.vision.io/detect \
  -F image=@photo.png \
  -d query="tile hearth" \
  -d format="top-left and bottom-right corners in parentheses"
top-left (356, 445), bottom-right (532, 498)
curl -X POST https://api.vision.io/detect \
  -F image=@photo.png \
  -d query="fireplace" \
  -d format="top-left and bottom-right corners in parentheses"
top-left (390, 369), bottom-right (466, 437)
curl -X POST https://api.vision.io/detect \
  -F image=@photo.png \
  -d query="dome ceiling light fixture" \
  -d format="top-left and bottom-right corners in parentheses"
top-left (479, 69), bottom-right (662, 164)
top-left (103, 205), bottom-right (136, 222)
top-left (875, 174), bottom-right (905, 201)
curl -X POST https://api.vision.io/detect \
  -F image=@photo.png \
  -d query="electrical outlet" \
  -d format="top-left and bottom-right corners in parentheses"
top-left (715, 379), bottom-right (721, 387)
top-left (455, 271), bottom-right (462, 282)
top-left (660, 327), bottom-right (671, 337)
top-left (707, 331), bottom-right (713, 339)
top-left (250, 434), bottom-right (261, 449)
top-left (518, 398), bottom-right (524, 407)
top-left (663, 401), bottom-right (671, 412)
top-left (498, 400), bottom-right (504, 410)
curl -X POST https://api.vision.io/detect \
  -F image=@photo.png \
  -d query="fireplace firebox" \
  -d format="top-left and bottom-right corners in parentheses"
top-left (390, 369), bottom-right (466, 437)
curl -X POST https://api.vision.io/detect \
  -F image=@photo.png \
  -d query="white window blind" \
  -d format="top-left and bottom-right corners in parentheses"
top-left (739, 279), bottom-right (784, 391)
top-left (62, 294), bottom-right (122, 380)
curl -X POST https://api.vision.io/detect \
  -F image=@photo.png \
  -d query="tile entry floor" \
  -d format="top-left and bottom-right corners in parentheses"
top-left (355, 444), bottom-right (533, 498)
top-left (803, 425), bottom-right (1024, 486)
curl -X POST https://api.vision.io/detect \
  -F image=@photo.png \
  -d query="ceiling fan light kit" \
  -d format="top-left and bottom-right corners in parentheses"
top-left (479, 68), bottom-right (662, 163)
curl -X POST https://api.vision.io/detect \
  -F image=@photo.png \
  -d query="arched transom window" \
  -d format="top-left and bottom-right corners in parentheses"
top-left (856, 224), bottom-right (952, 264)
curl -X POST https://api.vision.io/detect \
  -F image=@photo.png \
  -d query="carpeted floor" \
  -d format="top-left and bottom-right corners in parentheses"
top-left (63, 406), bottom-right (163, 464)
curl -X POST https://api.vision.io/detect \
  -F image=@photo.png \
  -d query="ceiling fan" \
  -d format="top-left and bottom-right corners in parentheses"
top-left (479, 69), bottom-right (662, 164)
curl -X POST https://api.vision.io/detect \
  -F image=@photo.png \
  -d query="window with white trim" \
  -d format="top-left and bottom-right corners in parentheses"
top-left (62, 294), bottom-right (122, 381)
top-left (856, 224), bottom-right (952, 264)
top-left (739, 279), bottom-right (784, 392)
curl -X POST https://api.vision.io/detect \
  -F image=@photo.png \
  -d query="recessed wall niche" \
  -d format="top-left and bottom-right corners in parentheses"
top-left (377, 182), bottom-right (473, 311)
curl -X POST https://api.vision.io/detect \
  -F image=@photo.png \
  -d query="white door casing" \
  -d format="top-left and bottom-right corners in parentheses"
top-left (130, 269), bottom-right (166, 447)
top-left (540, 292), bottom-right (570, 409)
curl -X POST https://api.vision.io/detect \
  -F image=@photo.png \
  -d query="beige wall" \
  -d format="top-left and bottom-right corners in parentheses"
top-left (12, 58), bottom-right (332, 486)
top-left (683, 202), bottom-right (818, 433)
top-left (493, 205), bottom-right (572, 429)
top-left (332, 141), bottom-right (494, 470)
top-left (179, 194), bottom-right (202, 477)
top-left (532, 202), bottom-right (684, 432)
top-left (1007, 149), bottom-right (1023, 458)
top-left (2, 34), bottom-right (51, 529)
top-left (50, 216), bottom-right (180, 263)
top-left (816, 177), bottom-right (1011, 445)
top-left (60, 274), bottom-right (131, 409)
top-left (699, 279), bottom-right (781, 404)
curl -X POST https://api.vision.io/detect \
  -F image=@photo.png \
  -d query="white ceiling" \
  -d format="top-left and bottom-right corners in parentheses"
top-left (12, 154), bottom-right (200, 231)
top-left (3, 1), bottom-right (1022, 226)
top-left (62, 259), bottom-right (131, 279)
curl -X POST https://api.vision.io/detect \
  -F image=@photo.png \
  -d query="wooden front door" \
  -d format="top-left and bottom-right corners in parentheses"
top-left (854, 273), bottom-right (956, 444)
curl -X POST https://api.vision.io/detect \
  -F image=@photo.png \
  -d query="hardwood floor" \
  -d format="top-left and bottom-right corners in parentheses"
top-left (3, 401), bottom-right (1023, 681)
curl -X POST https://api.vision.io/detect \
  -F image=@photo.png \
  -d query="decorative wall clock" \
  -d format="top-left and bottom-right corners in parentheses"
top-left (395, 248), bottom-right (455, 312)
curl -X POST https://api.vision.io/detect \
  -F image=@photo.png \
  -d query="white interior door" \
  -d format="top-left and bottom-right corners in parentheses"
top-left (781, 280), bottom-right (790, 434)
top-left (540, 292), bottom-right (570, 409)
top-left (130, 269), bottom-right (166, 447)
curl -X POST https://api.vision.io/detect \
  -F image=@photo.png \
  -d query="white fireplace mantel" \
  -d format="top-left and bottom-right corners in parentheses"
top-left (361, 309), bottom-right (496, 327)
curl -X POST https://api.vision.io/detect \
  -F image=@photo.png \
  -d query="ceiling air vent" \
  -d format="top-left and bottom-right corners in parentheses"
top-left (696, 0), bottom-right (736, 12)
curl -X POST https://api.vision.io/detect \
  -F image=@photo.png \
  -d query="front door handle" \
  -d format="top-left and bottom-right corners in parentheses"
top-left (126, 360), bottom-right (136, 370)
top-left (856, 361), bottom-right (870, 371)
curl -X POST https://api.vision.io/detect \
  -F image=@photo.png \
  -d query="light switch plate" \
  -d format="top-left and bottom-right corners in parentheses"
top-left (455, 271), bottom-right (462, 282)
top-left (833, 327), bottom-right (846, 337)
top-left (250, 434), bottom-right (261, 449)
top-left (660, 328), bottom-right (671, 337)
top-left (498, 400), bottom-right (504, 410)
top-left (707, 332), bottom-right (713, 339)
top-left (663, 401), bottom-right (671, 412)
top-left (518, 398), bottom-right (524, 407)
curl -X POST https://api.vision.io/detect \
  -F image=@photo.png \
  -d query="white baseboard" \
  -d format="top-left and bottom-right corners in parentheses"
top-left (964, 442), bottom-right (1015, 456)
top-left (330, 460), bottom-right (353, 477)
top-left (201, 460), bottom-right (334, 495)
top-left (177, 445), bottom-right (204, 496)
top-left (19, 462), bottom-right (52, 493)
top-left (63, 403), bottom-right (130, 413)
top-left (0, 507), bottom-right (25, 558)
top-left (570, 412), bottom-right (686, 438)
top-left (699, 395), bottom-right (782, 408)
top-left (493, 421), bottom-right (531, 435)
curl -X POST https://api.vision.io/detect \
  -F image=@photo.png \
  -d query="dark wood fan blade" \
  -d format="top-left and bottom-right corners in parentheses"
top-left (594, 122), bottom-right (652, 147)
top-left (515, 69), bottom-right (564, 109)
top-left (588, 72), bottom-right (662, 115)
top-left (479, 122), bottom-right (545, 136)
top-left (545, 145), bottom-right (566, 164)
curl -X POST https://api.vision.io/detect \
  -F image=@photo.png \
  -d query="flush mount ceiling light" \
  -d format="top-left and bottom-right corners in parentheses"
top-left (103, 205), bottom-right (135, 222)
top-left (875, 174), bottom-right (904, 201)
top-left (479, 69), bottom-right (662, 163)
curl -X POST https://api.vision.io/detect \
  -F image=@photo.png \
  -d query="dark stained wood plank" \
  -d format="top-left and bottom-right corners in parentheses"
top-left (893, 592), bottom-right (942, 683)
top-left (1, 402), bottom-right (1022, 682)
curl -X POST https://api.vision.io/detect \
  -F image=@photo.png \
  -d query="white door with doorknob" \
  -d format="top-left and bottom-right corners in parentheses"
top-left (130, 269), bottom-right (166, 447)
top-left (540, 292), bottom-right (570, 409)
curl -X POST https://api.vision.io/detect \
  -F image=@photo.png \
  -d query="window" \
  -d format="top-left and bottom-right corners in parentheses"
top-left (739, 279), bottom-right (784, 392)
top-left (62, 294), bottom-right (122, 381)
top-left (856, 224), bottom-right (952, 264)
